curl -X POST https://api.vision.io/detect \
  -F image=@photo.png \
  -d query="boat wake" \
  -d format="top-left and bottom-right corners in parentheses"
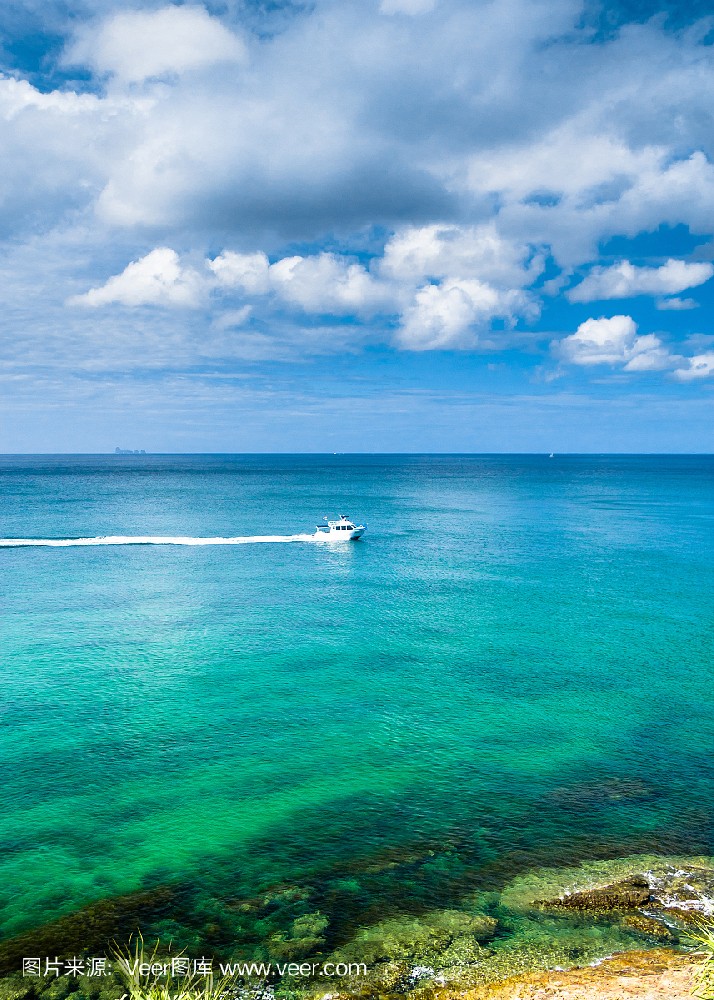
top-left (0, 533), bottom-right (337, 548)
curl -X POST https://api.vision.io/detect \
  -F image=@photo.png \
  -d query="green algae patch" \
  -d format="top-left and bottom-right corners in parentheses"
top-left (331, 909), bottom-right (497, 967)
top-left (310, 908), bottom-right (499, 997)
top-left (267, 912), bottom-right (329, 960)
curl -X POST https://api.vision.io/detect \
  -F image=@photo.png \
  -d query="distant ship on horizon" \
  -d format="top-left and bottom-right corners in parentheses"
top-left (114, 447), bottom-right (147, 455)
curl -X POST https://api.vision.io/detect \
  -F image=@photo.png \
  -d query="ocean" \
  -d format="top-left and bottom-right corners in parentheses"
top-left (1, 454), bottom-right (713, 980)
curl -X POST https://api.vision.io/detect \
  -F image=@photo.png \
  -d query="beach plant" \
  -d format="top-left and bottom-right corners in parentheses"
top-left (691, 921), bottom-right (714, 999)
top-left (111, 935), bottom-right (268, 1000)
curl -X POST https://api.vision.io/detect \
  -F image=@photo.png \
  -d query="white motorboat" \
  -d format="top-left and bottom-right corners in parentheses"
top-left (315, 514), bottom-right (366, 540)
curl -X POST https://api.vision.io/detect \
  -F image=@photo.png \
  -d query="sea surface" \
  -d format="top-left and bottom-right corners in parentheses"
top-left (1, 454), bottom-right (713, 968)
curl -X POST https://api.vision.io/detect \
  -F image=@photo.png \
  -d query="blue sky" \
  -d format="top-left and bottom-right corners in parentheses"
top-left (0, 0), bottom-right (713, 452)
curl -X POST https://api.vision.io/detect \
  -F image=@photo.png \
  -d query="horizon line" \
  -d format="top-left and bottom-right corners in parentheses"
top-left (1, 451), bottom-right (713, 458)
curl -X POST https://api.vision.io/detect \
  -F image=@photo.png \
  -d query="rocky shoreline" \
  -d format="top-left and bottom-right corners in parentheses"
top-left (309, 946), bottom-right (704, 1000)
top-left (312, 856), bottom-right (713, 999)
top-left (439, 949), bottom-right (700, 999)
top-left (0, 855), bottom-right (712, 1000)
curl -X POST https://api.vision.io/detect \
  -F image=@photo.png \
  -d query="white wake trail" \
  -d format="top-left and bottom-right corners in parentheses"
top-left (0, 533), bottom-right (336, 548)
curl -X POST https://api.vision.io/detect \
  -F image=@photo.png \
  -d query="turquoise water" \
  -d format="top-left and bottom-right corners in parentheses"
top-left (1, 455), bottom-right (713, 961)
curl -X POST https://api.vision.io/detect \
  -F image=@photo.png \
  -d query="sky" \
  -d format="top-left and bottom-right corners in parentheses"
top-left (0, 0), bottom-right (713, 452)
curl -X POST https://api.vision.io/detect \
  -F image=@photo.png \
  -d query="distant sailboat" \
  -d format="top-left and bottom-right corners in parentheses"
top-left (549, 453), bottom-right (554, 458)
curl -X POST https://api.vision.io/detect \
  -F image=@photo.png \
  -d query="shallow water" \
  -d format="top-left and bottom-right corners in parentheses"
top-left (1, 454), bottom-right (712, 961)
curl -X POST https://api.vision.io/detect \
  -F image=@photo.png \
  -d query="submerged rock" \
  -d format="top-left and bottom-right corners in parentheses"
top-left (620, 913), bottom-right (678, 942)
top-left (268, 911), bottom-right (329, 960)
top-left (548, 777), bottom-right (658, 810)
top-left (500, 853), bottom-right (714, 916)
top-left (0, 886), bottom-right (176, 974)
top-left (536, 874), bottom-right (652, 911)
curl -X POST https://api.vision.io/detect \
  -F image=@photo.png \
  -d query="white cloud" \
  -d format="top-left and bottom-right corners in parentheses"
top-left (500, 150), bottom-right (714, 268)
top-left (8, 0), bottom-right (714, 379)
top-left (656, 296), bottom-right (699, 311)
top-left (672, 353), bottom-right (714, 381)
top-left (0, 75), bottom-right (143, 235)
top-left (207, 250), bottom-right (394, 315)
top-left (555, 315), bottom-right (671, 370)
top-left (397, 279), bottom-right (534, 350)
top-left (622, 346), bottom-right (674, 372)
top-left (84, 246), bottom-right (394, 316)
top-left (568, 259), bottom-right (714, 303)
top-left (6, 0), bottom-right (714, 431)
top-left (54, 0), bottom-right (606, 240)
top-left (68, 248), bottom-right (204, 307)
top-left (70, 240), bottom-right (538, 352)
top-left (59, 235), bottom-right (714, 383)
top-left (66, 6), bottom-right (246, 84)
top-left (268, 254), bottom-right (390, 314)
top-left (466, 126), bottom-right (660, 205)
top-left (208, 252), bottom-right (270, 295)
top-left (380, 223), bottom-right (541, 287)
top-left (0, 75), bottom-right (105, 118)
top-left (378, 224), bottom-right (541, 347)
top-left (7, 0), bottom-right (714, 265)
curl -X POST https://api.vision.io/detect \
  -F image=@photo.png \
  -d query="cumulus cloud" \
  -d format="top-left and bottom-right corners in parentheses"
top-left (50, 0), bottom-right (711, 250)
top-left (268, 254), bottom-right (393, 315)
top-left (66, 7), bottom-right (246, 83)
top-left (555, 315), bottom-right (671, 371)
top-left (567, 259), bottom-right (714, 303)
top-left (555, 316), bottom-right (714, 379)
top-left (489, 148), bottom-right (714, 269)
top-left (621, 345), bottom-right (674, 372)
top-left (4, 0), bottom-right (714, 260)
top-left (74, 245), bottom-right (395, 316)
top-left (6, 0), bottom-right (714, 388)
top-left (73, 235), bottom-right (542, 350)
top-left (208, 250), bottom-right (394, 315)
top-left (208, 252), bottom-right (271, 295)
top-left (380, 223), bottom-right (541, 287)
top-left (68, 248), bottom-right (204, 307)
top-left (398, 279), bottom-right (535, 350)
top-left (378, 223), bottom-right (541, 347)
top-left (672, 353), bottom-right (714, 381)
